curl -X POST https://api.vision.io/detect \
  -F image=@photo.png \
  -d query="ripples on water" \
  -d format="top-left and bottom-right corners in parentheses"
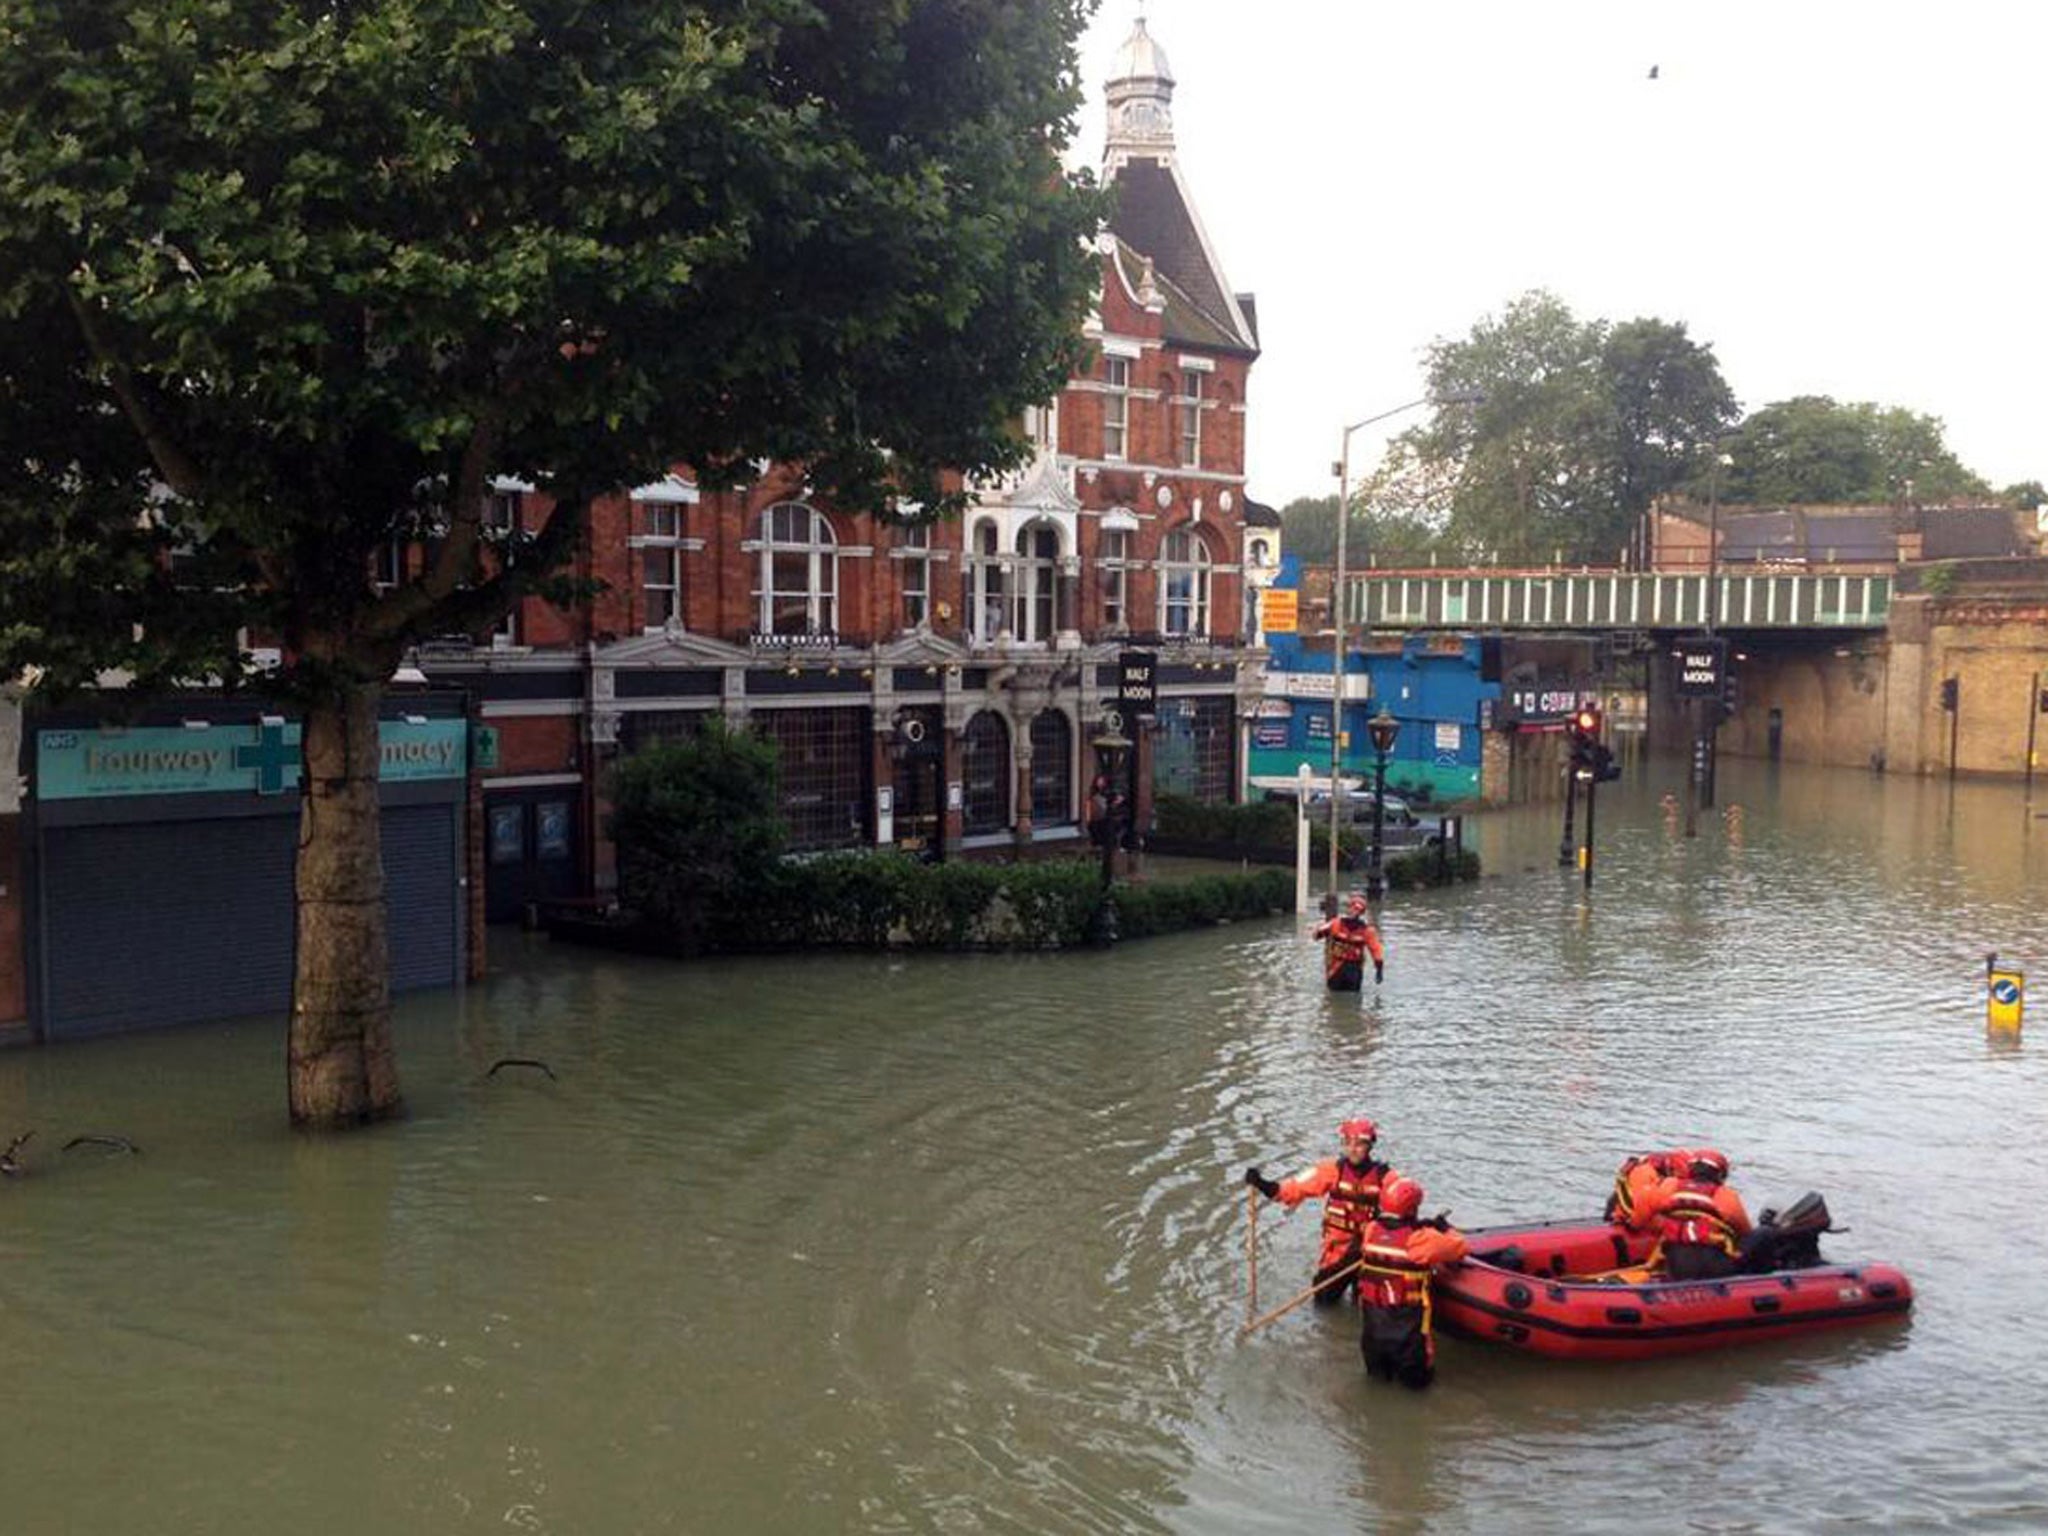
top-left (1, 761), bottom-right (2045, 1533)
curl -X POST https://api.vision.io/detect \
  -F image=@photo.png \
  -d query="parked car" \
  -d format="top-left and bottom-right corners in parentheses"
top-left (1296, 788), bottom-right (1420, 828)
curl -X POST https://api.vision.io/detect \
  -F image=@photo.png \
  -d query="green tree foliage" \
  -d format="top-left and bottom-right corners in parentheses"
top-left (608, 720), bottom-right (787, 956)
top-left (1371, 292), bottom-right (1737, 565)
top-left (1713, 397), bottom-right (1990, 505)
top-left (1277, 495), bottom-right (1339, 565)
top-left (1999, 480), bottom-right (2046, 510)
top-left (0, 0), bottom-right (1104, 1126)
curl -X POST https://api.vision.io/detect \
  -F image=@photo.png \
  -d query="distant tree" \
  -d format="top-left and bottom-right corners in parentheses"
top-left (1596, 318), bottom-right (1739, 557)
top-left (1278, 495), bottom-right (1340, 566)
top-left (0, 0), bottom-right (1102, 1129)
top-left (1715, 397), bottom-right (1990, 504)
top-left (1368, 292), bottom-right (1737, 565)
top-left (1998, 480), bottom-right (2046, 510)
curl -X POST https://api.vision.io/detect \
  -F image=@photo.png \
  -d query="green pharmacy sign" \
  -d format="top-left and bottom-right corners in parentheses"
top-left (37, 718), bottom-right (468, 801)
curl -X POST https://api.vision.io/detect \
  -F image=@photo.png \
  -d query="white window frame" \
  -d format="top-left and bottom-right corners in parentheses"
top-left (1100, 527), bottom-right (1131, 631)
top-left (1178, 372), bottom-right (1203, 468)
top-left (1012, 522), bottom-right (1060, 644)
top-left (1103, 356), bottom-right (1130, 460)
top-left (639, 502), bottom-right (685, 632)
top-left (1160, 528), bottom-right (1211, 637)
top-left (899, 523), bottom-right (932, 629)
top-left (756, 502), bottom-right (839, 636)
top-left (969, 520), bottom-right (1007, 643)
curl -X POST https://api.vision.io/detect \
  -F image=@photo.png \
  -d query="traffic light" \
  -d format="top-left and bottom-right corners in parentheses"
top-left (1939, 677), bottom-right (1959, 713)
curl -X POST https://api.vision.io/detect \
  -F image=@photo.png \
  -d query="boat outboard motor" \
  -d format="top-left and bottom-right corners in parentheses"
top-left (1738, 1191), bottom-right (1834, 1273)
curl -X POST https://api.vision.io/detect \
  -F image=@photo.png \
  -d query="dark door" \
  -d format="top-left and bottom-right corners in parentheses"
top-left (484, 791), bottom-right (580, 923)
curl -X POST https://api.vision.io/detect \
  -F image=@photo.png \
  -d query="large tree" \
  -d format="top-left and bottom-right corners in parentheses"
top-left (1714, 396), bottom-right (1990, 505)
top-left (0, 0), bottom-right (1103, 1128)
top-left (1365, 292), bottom-right (1738, 565)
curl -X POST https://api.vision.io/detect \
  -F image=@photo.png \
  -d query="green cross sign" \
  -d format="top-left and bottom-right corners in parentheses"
top-left (234, 719), bottom-right (297, 794)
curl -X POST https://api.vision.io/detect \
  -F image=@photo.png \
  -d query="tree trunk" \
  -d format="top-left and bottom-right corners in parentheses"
top-left (289, 677), bottom-right (403, 1128)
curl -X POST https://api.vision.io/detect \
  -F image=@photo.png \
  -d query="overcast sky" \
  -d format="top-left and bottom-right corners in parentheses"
top-left (1072, 0), bottom-right (2045, 509)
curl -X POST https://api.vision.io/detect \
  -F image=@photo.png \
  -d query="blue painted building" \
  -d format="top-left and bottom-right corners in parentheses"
top-left (1250, 562), bottom-right (1499, 802)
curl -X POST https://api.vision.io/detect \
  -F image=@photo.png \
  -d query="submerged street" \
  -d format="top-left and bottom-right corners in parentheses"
top-left (3, 757), bottom-right (2045, 1533)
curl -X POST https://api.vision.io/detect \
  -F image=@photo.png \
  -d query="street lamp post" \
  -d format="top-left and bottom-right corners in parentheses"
top-left (1326, 389), bottom-right (1482, 911)
top-left (1089, 724), bottom-right (1132, 943)
top-left (1364, 705), bottom-right (1401, 903)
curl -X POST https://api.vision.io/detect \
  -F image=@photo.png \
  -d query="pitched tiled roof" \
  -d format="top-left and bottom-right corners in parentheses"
top-left (1244, 498), bottom-right (1282, 528)
top-left (1108, 156), bottom-right (1256, 354)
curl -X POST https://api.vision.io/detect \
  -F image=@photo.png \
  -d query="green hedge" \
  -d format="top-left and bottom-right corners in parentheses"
top-left (625, 851), bottom-right (1290, 954)
top-left (1153, 792), bottom-right (1363, 861)
top-left (1112, 869), bottom-right (1295, 938)
top-left (1382, 845), bottom-right (1482, 890)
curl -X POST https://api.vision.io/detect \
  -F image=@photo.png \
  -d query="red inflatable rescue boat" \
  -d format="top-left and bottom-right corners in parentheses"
top-left (1437, 1216), bottom-right (1913, 1362)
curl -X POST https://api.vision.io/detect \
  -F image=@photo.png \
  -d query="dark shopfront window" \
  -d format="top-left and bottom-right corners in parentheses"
top-left (760, 707), bottom-right (872, 852)
top-left (1029, 708), bottom-right (1073, 825)
top-left (961, 710), bottom-right (1010, 835)
top-left (1154, 696), bottom-right (1235, 805)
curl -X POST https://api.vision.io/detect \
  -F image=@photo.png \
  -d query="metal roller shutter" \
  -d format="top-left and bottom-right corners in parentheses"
top-left (383, 803), bottom-right (460, 993)
top-left (39, 804), bottom-right (460, 1040)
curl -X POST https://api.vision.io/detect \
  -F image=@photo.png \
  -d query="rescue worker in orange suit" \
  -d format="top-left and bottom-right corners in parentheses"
top-left (1635, 1149), bottom-right (1753, 1280)
top-left (1356, 1175), bottom-right (1469, 1389)
top-left (1243, 1118), bottom-right (1391, 1307)
top-left (1310, 894), bottom-right (1385, 991)
top-left (1605, 1148), bottom-right (1695, 1227)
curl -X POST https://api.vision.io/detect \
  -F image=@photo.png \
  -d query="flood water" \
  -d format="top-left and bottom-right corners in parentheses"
top-left (4, 758), bottom-right (2046, 1534)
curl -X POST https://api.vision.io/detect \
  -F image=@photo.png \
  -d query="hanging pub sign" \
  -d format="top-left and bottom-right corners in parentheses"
top-left (1676, 636), bottom-right (1729, 698)
top-left (1116, 650), bottom-right (1158, 716)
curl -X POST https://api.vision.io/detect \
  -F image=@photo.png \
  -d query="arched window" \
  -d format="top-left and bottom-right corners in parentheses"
top-left (1160, 527), bottom-right (1212, 637)
top-left (968, 520), bottom-right (1006, 643)
top-left (756, 503), bottom-right (837, 636)
top-left (1029, 709), bottom-right (1073, 825)
top-left (1248, 536), bottom-right (1272, 569)
top-left (1012, 522), bottom-right (1060, 643)
top-left (961, 711), bottom-right (1011, 834)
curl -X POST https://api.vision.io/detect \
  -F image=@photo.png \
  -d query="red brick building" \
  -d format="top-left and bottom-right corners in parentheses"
top-left (421, 17), bottom-right (1270, 920)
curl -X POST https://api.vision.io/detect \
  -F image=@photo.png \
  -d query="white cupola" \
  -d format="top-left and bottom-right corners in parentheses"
top-left (1104, 15), bottom-right (1176, 171)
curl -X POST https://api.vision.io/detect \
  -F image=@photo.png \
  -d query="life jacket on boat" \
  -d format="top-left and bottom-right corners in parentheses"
top-left (1278, 1157), bottom-right (1390, 1267)
top-left (1647, 1177), bottom-right (1745, 1256)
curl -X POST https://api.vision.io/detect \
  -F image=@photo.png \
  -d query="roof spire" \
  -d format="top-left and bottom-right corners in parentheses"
top-left (1104, 11), bottom-right (1175, 170)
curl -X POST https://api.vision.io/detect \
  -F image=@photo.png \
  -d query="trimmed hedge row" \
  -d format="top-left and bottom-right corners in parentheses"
top-left (1383, 845), bottom-right (1482, 890)
top-left (1152, 792), bottom-right (1364, 861)
top-left (629, 852), bottom-right (1295, 954)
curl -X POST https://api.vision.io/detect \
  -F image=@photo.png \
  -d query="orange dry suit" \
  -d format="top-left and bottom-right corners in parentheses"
top-left (1639, 1176), bottom-right (1752, 1279)
top-left (1276, 1156), bottom-right (1392, 1278)
top-left (1606, 1149), bottom-right (1695, 1228)
top-left (1313, 915), bottom-right (1384, 990)
top-left (1355, 1215), bottom-right (1471, 1388)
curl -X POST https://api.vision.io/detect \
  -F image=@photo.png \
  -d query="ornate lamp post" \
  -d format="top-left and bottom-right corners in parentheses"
top-left (1089, 724), bottom-right (1132, 943)
top-left (1364, 705), bottom-right (1401, 904)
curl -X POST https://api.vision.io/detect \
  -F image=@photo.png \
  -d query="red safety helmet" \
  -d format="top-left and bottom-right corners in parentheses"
top-left (1379, 1175), bottom-right (1424, 1219)
top-left (1689, 1149), bottom-right (1730, 1181)
top-left (1337, 1117), bottom-right (1378, 1145)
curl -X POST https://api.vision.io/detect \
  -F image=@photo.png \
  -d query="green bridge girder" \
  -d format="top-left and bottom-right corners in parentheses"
top-left (1345, 570), bottom-right (1892, 631)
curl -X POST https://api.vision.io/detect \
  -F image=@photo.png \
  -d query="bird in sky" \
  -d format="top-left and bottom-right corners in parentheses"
top-left (1648, 64), bottom-right (1660, 79)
